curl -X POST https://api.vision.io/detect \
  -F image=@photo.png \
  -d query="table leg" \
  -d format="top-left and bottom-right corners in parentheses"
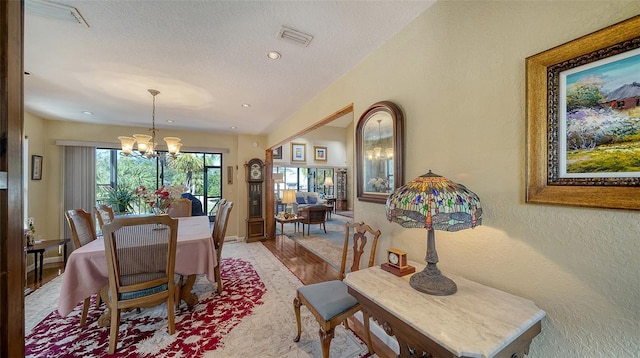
top-left (39, 251), bottom-right (44, 281)
top-left (97, 287), bottom-right (110, 327)
top-left (63, 242), bottom-right (68, 267)
top-left (32, 253), bottom-right (38, 283)
top-left (180, 274), bottom-right (198, 308)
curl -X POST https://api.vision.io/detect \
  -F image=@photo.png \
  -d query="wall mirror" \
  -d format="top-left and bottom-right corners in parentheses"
top-left (356, 101), bottom-right (403, 204)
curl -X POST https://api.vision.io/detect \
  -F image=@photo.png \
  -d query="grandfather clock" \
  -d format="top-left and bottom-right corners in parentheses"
top-left (245, 158), bottom-right (266, 242)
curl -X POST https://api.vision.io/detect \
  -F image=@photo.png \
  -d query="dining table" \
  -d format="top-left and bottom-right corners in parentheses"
top-left (57, 215), bottom-right (216, 318)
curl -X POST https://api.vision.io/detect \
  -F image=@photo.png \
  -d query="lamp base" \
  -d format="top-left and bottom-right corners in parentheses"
top-left (409, 263), bottom-right (457, 296)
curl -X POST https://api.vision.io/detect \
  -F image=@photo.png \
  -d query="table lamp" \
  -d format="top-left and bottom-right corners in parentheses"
top-left (282, 189), bottom-right (297, 215)
top-left (385, 170), bottom-right (482, 296)
top-left (323, 176), bottom-right (334, 196)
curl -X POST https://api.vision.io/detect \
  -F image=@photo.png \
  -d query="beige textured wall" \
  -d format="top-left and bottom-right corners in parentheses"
top-left (24, 112), bottom-right (49, 266)
top-left (273, 125), bottom-right (348, 168)
top-left (345, 119), bottom-right (354, 210)
top-left (269, 1), bottom-right (640, 356)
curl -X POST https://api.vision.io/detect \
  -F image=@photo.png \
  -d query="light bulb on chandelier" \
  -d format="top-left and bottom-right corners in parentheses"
top-left (366, 119), bottom-right (393, 160)
top-left (118, 89), bottom-right (182, 159)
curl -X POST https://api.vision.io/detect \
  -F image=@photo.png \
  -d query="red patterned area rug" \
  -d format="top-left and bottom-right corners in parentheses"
top-left (25, 242), bottom-right (375, 357)
top-left (25, 258), bottom-right (265, 357)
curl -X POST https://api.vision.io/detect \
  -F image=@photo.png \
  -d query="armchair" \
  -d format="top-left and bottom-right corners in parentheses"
top-left (298, 206), bottom-right (327, 236)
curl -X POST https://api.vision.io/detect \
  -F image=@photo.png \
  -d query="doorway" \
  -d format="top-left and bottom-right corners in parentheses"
top-left (264, 104), bottom-right (354, 240)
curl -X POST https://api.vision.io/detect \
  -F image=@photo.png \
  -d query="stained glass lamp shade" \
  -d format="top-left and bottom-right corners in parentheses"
top-left (385, 170), bottom-right (482, 295)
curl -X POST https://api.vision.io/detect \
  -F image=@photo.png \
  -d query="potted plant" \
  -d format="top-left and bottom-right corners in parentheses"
top-left (101, 185), bottom-right (136, 214)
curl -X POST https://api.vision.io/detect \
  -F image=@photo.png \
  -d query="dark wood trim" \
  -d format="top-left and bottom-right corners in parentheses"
top-left (355, 101), bottom-right (404, 204)
top-left (269, 104), bottom-right (353, 150)
top-left (0, 0), bottom-right (25, 356)
top-left (264, 149), bottom-right (275, 240)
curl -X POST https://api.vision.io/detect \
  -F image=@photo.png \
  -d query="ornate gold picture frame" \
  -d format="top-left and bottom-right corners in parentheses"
top-left (526, 15), bottom-right (640, 210)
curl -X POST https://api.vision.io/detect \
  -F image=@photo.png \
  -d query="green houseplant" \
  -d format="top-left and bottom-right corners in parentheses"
top-left (101, 185), bottom-right (136, 214)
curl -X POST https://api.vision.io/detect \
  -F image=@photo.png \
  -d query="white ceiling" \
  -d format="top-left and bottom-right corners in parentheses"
top-left (24, 0), bottom-right (434, 135)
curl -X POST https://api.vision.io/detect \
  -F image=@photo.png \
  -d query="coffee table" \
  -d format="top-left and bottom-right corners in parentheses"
top-left (275, 216), bottom-right (302, 234)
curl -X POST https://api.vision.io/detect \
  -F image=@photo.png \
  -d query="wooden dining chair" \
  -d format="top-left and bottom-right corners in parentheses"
top-left (94, 204), bottom-right (115, 234)
top-left (211, 199), bottom-right (233, 294)
top-left (65, 209), bottom-right (98, 249)
top-left (102, 215), bottom-right (179, 354)
top-left (293, 221), bottom-right (380, 358)
top-left (166, 198), bottom-right (192, 217)
top-left (65, 208), bottom-right (100, 325)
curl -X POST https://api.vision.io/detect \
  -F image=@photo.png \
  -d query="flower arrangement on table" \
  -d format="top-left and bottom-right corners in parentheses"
top-left (368, 177), bottom-right (389, 192)
top-left (134, 185), bottom-right (187, 214)
top-left (24, 217), bottom-right (36, 246)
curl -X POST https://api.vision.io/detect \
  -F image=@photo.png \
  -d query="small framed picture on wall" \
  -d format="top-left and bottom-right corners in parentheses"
top-left (31, 155), bottom-right (43, 180)
top-left (314, 146), bottom-right (327, 162)
top-left (291, 142), bottom-right (306, 163)
top-left (273, 146), bottom-right (282, 159)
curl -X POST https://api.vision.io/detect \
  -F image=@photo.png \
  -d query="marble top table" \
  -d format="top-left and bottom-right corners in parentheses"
top-left (344, 263), bottom-right (546, 358)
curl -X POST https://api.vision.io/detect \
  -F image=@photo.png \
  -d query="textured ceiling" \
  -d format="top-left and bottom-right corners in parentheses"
top-left (24, 0), bottom-right (434, 135)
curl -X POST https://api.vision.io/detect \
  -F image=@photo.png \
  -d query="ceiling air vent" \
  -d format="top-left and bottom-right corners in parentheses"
top-left (26, 0), bottom-right (89, 28)
top-left (278, 26), bottom-right (313, 47)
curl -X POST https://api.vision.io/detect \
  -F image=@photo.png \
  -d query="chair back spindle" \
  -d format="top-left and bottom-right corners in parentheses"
top-left (339, 221), bottom-right (381, 280)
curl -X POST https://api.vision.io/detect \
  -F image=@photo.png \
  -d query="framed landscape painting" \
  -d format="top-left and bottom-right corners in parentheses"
top-left (526, 15), bottom-right (640, 210)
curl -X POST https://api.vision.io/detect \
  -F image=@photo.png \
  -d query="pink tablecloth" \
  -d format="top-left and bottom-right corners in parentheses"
top-left (57, 216), bottom-right (215, 317)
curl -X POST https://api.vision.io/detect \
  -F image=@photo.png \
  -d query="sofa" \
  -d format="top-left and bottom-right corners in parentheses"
top-left (292, 192), bottom-right (327, 213)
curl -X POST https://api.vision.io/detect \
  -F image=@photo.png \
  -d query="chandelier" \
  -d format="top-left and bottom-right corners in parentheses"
top-left (366, 119), bottom-right (393, 160)
top-left (118, 89), bottom-right (182, 159)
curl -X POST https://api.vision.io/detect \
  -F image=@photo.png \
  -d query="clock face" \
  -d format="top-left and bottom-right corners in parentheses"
top-left (389, 252), bottom-right (399, 265)
top-left (250, 163), bottom-right (261, 180)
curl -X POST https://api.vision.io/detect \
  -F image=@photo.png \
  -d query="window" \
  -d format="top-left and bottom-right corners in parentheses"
top-left (273, 166), bottom-right (333, 197)
top-left (96, 149), bottom-right (222, 218)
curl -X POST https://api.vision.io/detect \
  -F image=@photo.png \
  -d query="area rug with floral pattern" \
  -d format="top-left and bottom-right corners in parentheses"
top-left (25, 242), bottom-right (373, 357)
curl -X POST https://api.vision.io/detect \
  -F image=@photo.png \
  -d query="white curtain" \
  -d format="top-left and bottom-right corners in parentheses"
top-left (63, 146), bottom-right (96, 247)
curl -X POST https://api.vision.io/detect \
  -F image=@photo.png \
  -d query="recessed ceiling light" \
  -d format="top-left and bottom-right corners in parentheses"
top-left (231, 126), bottom-right (237, 130)
top-left (82, 111), bottom-right (93, 115)
top-left (241, 103), bottom-right (251, 108)
top-left (166, 119), bottom-right (175, 123)
top-left (267, 51), bottom-right (281, 60)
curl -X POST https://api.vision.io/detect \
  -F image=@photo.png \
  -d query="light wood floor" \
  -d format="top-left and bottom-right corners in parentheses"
top-left (28, 235), bottom-right (395, 357)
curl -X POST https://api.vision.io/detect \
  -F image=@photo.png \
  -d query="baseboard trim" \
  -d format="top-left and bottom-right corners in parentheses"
top-left (26, 256), bottom-right (63, 273)
top-left (224, 235), bottom-right (242, 243)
